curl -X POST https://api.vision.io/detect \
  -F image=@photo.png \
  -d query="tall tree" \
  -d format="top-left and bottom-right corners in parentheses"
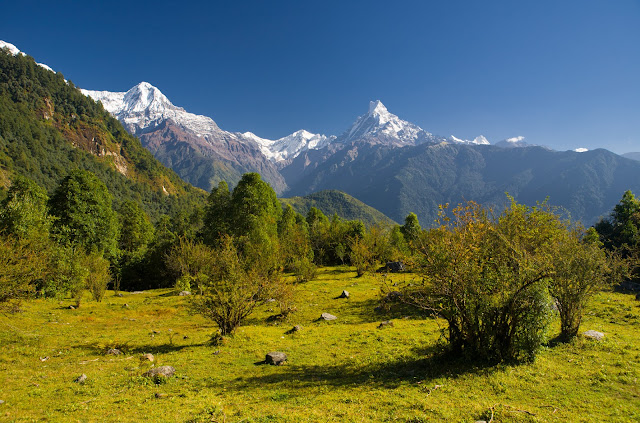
top-left (49, 169), bottom-right (119, 258)
top-left (0, 175), bottom-right (51, 240)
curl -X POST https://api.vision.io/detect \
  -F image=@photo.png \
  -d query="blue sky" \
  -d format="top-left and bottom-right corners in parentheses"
top-left (2, 0), bottom-right (639, 153)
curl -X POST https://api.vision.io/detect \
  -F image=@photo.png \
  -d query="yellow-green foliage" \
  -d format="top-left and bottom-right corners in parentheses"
top-left (0, 267), bottom-right (638, 422)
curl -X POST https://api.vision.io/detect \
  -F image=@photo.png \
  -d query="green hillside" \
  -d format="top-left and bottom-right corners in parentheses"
top-left (281, 190), bottom-right (397, 225)
top-left (0, 47), bottom-right (205, 220)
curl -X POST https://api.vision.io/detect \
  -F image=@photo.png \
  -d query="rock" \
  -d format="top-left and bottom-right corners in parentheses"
top-left (320, 312), bottom-right (337, 321)
top-left (152, 330), bottom-right (160, 334)
top-left (155, 393), bottom-right (168, 398)
top-left (122, 304), bottom-right (129, 308)
top-left (378, 320), bottom-right (394, 329)
top-left (378, 261), bottom-right (405, 273)
top-left (68, 305), bottom-right (75, 310)
top-left (338, 290), bottom-right (350, 299)
top-left (178, 291), bottom-right (191, 296)
top-left (74, 374), bottom-right (87, 384)
top-left (265, 351), bottom-right (287, 365)
top-left (183, 335), bottom-right (189, 340)
top-left (116, 293), bottom-right (124, 297)
top-left (132, 291), bottom-right (144, 294)
top-left (583, 330), bottom-right (605, 340)
top-left (106, 348), bottom-right (122, 355)
top-left (141, 353), bottom-right (154, 362)
top-left (383, 291), bottom-right (402, 302)
top-left (0, 400), bottom-right (4, 405)
top-left (266, 298), bottom-right (276, 303)
top-left (286, 325), bottom-right (302, 334)
top-left (144, 366), bottom-right (175, 379)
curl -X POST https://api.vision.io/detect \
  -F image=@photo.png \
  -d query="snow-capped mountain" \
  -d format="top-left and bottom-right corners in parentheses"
top-left (447, 135), bottom-right (491, 145)
top-left (82, 82), bottom-right (224, 138)
top-left (339, 100), bottom-right (438, 146)
top-left (242, 130), bottom-right (336, 163)
top-left (495, 136), bottom-right (530, 148)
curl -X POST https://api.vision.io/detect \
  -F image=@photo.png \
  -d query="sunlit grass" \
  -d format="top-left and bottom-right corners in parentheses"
top-left (0, 267), bottom-right (638, 422)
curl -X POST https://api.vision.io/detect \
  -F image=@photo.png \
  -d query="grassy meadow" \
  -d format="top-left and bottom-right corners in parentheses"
top-left (1, 267), bottom-right (639, 422)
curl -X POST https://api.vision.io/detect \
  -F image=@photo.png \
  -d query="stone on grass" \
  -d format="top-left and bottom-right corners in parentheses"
top-left (265, 351), bottom-right (287, 365)
top-left (68, 305), bottom-right (75, 310)
top-left (583, 330), bottom-right (605, 340)
top-left (74, 374), bottom-right (87, 384)
top-left (116, 293), bottom-right (124, 297)
top-left (338, 290), bottom-right (350, 299)
top-left (0, 400), bottom-right (5, 405)
top-left (320, 312), bottom-right (337, 321)
top-left (155, 393), bottom-right (168, 399)
top-left (141, 353), bottom-right (154, 362)
top-left (378, 320), bottom-right (394, 329)
top-left (178, 291), bottom-right (191, 296)
top-left (144, 366), bottom-right (175, 379)
top-left (106, 348), bottom-right (122, 355)
top-left (286, 325), bottom-right (302, 334)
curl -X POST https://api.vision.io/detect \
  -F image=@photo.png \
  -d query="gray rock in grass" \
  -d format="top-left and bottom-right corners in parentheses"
top-left (144, 366), bottom-right (176, 379)
top-left (265, 351), bottom-right (287, 365)
top-left (583, 330), bottom-right (605, 341)
top-left (320, 312), bottom-right (337, 321)
top-left (74, 374), bottom-right (87, 384)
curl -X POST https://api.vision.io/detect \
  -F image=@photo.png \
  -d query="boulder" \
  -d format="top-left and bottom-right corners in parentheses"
top-left (320, 312), bottom-right (337, 321)
top-left (385, 261), bottom-right (405, 273)
top-left (74, 374), bottom-right (87, 384)
top-left (583, 330), bottom-right (605, 341)
top-left (0, 400), bottom-right (5, 405)
top-left (144, 366), bottom-right (175, 379)
top-left (265, 351), bottom-right (287, 365)
top-left (178, 291), bottom-right (191, 296)
top-left (155, 393), bottom-right (168, 399)
top-left (106, 348), bottom-right (122, 355)
top-left (338, 290), bottom-right (350, 299)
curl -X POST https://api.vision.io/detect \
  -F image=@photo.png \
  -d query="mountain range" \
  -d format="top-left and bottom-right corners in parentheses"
top-left (4, 39), bottom-right (640, 226)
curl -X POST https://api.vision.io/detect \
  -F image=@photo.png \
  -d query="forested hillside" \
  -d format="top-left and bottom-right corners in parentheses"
top-left (281, 190), bottom-right (396, 226)
top-left (0, 47), bottom-right (205, 220)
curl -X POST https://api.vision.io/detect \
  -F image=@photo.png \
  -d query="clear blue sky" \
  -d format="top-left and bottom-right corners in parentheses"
top-left (2, 0), bottom-right (639, 153)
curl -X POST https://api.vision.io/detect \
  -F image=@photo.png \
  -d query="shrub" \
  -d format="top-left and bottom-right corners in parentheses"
top-left (171, 236), bottom-right (284, 336)
top-left (404, 201), bottom-right (559, 362)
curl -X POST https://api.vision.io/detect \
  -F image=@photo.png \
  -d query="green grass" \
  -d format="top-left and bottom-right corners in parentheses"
top-left (1, 267), bottom-right (639, 422)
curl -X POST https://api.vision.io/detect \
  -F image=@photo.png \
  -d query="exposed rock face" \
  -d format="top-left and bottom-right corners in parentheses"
top-left (265, 351), bottom-right (287, 365)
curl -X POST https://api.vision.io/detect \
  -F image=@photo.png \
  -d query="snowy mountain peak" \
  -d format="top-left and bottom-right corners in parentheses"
top-left (342, 100), bottom-right (434, 146)
top-left (82, 82), bottom-right (220, 135)
top-left (368, 100), bottom-right (388, 116)
top-left (447, 134), bottom-right (491, 145)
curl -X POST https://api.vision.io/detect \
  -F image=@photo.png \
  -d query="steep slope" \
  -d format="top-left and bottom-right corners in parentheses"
top-left (285, 142), bottom-right (640, 226)
top-left (82, 83), bottom-right (288, 193)
top-left (0, 45), bottom-right (204, 220)
top-left (280, 190), bottom-right (397, 226)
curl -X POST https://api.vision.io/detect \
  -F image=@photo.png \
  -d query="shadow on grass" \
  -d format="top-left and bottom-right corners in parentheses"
top-left (72, 340), bottom-right (210, 356)
top-left (221, 345), bottom-right (500, 391)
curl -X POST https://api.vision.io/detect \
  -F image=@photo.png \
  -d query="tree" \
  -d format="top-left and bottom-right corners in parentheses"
top-left (596, 190), bottom-right (640, 253)
top-left (400, 212), bottom-right (421, 246)
top-left (0, 175), bottom-right (51, 240)
top-left (49, 170), bottom-right (119, 258)
top-left (201, 181), bottom-right (231, 245)
top-left (118, 200), bottom-right (154, 252)
top-left (0, 236), bottom-right (48, 311)
top-left (549, 226), bottom-right (621, 340)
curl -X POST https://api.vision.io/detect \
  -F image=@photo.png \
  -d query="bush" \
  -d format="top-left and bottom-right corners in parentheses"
top-left (404, 201), bottom-right (560, 362)
top-left (170, 236), bottom-right (284, 336)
